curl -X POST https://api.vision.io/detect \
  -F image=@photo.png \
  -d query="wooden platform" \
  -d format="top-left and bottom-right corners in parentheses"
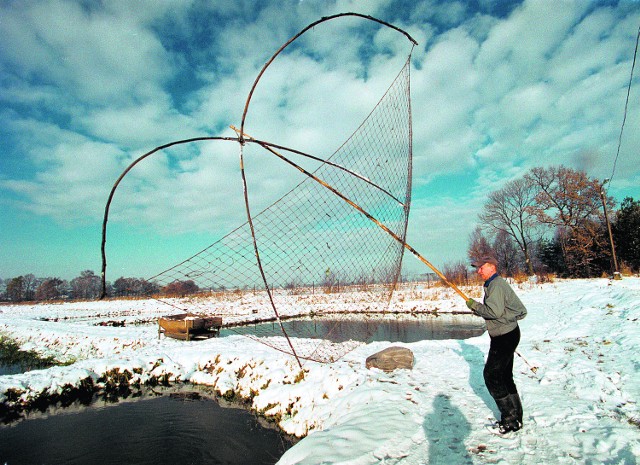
top-left (158, 313), bottom-right (222, 341)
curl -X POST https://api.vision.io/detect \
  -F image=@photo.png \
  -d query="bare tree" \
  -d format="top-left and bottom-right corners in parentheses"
top-left (442, 261), bottom-right (469, 286)
top-left (112, 277), bottom-right (160, 297)
top-left (22, 273), bottom-right (39, 301)
top-left (161, 280), bottom-right (199, 297)
top-left (467, 226), bottom-right (494, 261)
top-left (478, 177), bottom-right (538, 275)
top-left (71, 270), bottom-right (102, 299)
top-left (6, 276), bottom-right (26, 301)
top-left (563, 220), bottom-right (611, 277)
top-left (493, 229), bottom-right (521, 276)
top-left (35, 278), bottom-right (68, 300)
top-left (526, 166), bottom-right (612, 276)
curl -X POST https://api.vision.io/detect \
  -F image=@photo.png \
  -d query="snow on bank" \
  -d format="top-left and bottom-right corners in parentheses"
top-left (1, 278), bottom-right (639, 464)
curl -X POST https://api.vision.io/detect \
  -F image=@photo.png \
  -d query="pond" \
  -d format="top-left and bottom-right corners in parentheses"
top-left (0, 386), bottom-right (294, 465)
top-left (0, 362), bottom-right (27, 376)
top-left (0, 340), bottom-right (56, 376)
top-left (0, 360), bottom-right (56, 376)
top-left (222, 314), bottom-right (485, 343)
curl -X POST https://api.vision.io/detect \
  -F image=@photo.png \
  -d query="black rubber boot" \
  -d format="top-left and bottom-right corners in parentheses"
top-left (494, 396), bottom-right (520, 433)
top-left (508, 392), bottom-right (523, 427)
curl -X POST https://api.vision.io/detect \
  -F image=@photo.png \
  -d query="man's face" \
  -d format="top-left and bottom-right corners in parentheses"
top-left (476, 262), bottom-right (497, 281)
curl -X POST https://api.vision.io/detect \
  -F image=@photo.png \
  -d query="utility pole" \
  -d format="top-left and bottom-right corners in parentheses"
top-left (600, 179), bottom-right (621, 280)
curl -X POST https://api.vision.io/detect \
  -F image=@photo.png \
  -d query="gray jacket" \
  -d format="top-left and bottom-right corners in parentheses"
top-left (469, 275), bottom-right (527, 337)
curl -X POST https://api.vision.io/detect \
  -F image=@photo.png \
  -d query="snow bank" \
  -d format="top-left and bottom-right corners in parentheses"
top-left (1, 278), bottom-right (639, 464)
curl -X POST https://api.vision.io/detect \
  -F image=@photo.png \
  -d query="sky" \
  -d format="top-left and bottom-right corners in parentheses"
top-left (1, 0), bottom-right (639, 282)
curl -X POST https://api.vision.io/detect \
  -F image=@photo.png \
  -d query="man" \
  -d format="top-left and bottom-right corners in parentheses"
top-left (466, 255), bottom-right (527, 433)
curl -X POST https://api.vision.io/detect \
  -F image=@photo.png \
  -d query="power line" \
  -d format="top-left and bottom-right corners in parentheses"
top-left (609, 24), bottom-right (640, 186)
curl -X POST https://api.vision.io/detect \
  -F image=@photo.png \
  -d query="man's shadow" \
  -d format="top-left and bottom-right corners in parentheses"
top-left (454, 340), bottom-right (498, 418)
top-left (423, 394), bottom-right (473, 464)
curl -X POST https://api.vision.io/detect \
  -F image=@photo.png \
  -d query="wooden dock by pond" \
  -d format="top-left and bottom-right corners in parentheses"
top-left (158, 314), bottom-right (222, 341)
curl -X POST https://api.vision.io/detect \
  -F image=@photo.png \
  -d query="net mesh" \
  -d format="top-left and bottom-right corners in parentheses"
top-left (124, 57), bottom-right (413, 364)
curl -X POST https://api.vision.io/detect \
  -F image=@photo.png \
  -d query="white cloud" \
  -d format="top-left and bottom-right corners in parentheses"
top-left (476, 0), bottom-right (591, 82)
top-left (0, 0), bottom-right (173, 105)
top-left (80, 99), bottom-right (199, 149)
top-left (0, 120), bottom-right (125, 223)
top-left (417, 0), bottom-right (640, 187)
top-left (1, 0), bottom-right (639, 277)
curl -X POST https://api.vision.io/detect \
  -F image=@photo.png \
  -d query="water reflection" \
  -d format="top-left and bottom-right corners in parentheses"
top-left (0, 357), bottom-right (55, 376)
top-left (0, 363), bottom-right (23, 376)
top-left (223, 315), bottom-right (485, 343)
top-left (0, 387), bottom-right (294, 465)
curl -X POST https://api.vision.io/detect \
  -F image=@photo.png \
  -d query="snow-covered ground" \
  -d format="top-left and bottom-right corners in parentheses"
top-left (1, 278), bottom-right (638, 464)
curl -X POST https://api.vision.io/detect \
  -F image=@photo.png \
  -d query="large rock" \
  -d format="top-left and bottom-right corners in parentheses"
top-left (365, 346), bottom-right (414, 372)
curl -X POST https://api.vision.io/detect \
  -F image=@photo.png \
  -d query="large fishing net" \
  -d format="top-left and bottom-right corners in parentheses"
top-left (101, 14), bottom-right (423, 365)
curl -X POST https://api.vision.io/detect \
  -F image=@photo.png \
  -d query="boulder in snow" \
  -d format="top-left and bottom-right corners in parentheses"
top-left (366, 346), bottom-right (414, 372)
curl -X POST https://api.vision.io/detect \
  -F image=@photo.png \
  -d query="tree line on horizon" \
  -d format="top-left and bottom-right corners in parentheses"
top-left (0, 271), bottom-right (203, 303)
top-left (2, 166), bottom-right (639, 303)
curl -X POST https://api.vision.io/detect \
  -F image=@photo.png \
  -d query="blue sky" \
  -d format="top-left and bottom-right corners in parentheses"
top-left (1, 0), bottom-right (639, 282)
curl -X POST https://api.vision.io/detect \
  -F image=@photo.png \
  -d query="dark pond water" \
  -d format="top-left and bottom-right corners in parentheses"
top-left (0, 363), bottom-right (24, 376)
top-left (0, 350), bottom-right (55, 376)
top-left (0, 361), bottom-right (55, 376)
top-left (222, 315), bottom-right (485, 343)
top-left (0, 388), bottom-right (294, 465)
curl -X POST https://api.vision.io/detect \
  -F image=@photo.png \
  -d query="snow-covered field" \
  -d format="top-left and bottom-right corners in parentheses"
top-left (1, 278), bottom-right (638, 464)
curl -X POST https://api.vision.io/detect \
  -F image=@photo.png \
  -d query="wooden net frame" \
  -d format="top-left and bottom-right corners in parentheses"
top-left (101, 14), bottom-right (426, 366)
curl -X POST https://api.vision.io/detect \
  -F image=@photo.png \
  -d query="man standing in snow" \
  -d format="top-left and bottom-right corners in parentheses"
top-left (466, 255), bottom-right (527, 434)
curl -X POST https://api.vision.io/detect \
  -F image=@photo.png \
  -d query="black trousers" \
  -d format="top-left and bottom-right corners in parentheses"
top-left (484, 326), bottom-right (520, 400)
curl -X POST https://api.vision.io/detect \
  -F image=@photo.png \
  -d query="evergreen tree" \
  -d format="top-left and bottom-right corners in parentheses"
top-left (613, 197), bottom-right (640, 272)
top-left (537, 236), bottom-right (566, 276)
